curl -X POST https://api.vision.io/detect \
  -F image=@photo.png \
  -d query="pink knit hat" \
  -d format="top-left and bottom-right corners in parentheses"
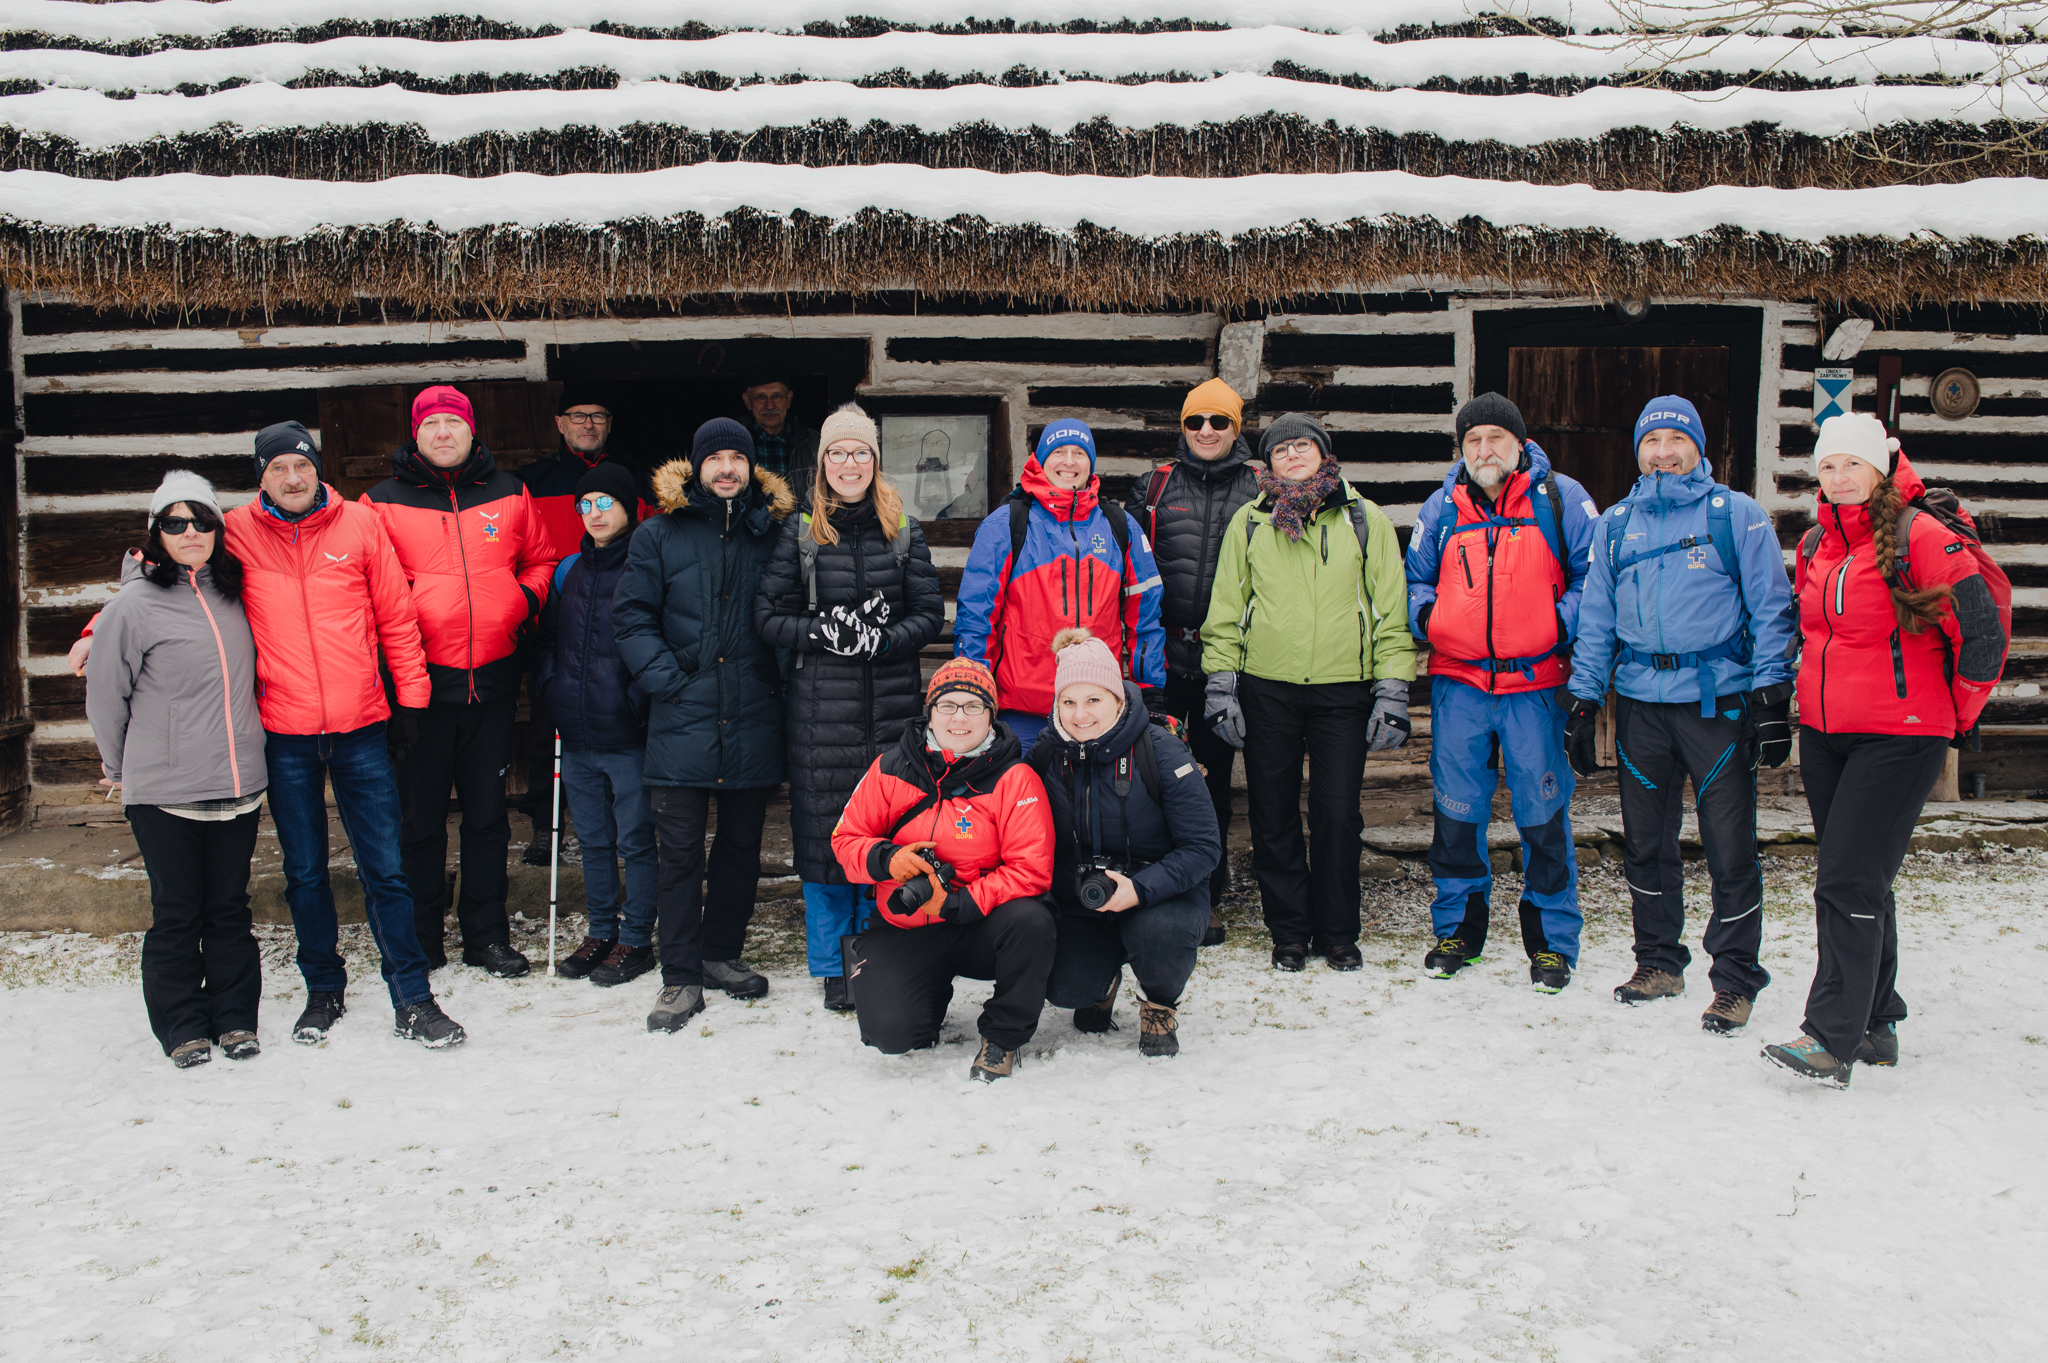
top-left (1051, 627), bottom-right (1122, 698)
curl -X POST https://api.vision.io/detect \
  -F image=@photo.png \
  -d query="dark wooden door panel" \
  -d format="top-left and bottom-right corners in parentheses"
top-left (1508, 345), bottom-right (1731, 513)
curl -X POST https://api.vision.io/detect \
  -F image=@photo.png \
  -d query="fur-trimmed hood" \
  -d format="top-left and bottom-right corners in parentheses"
top-left (652, 458), bottom-right (796, 520)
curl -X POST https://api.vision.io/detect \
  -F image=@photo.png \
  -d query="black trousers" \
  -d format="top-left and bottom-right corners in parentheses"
top-left (1614, 696), bottom-right (1770, 997)
top-left (1799, 729), bottom-right (1947, 1063)
top-left (399, 693), bottom-right (515, 956)
top-left (653, 784), bottom-right (770, 987)
top-left (1240, 676), bottom-right (1371, 949)
top-left (126, 805), bottom-right (263, 1055)
top-left (1164, 670), bottom-right (1236, 905)
top-left (517, 656), bottom-right (555, 829)
top-left (850, 897), bottom-right (1058, 1053)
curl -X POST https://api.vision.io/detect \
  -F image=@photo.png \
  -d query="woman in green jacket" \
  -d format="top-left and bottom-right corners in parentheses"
top-left (1200, 413), bottom-right (1416, 971)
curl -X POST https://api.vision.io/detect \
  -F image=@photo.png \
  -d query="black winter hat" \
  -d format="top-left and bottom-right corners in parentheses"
top-left (692, 417), bottom-right (756, 471)
top-left (574, 460), bottom-right (640, 520)
top-left (254, 420), bottom-right (321, 478)
top-left (557, 382), bottom-right (614, 415)
top-left (740, 368), bottom-right (794, 394)
top-left (1455, 392), bottom-right (1527, 447)
top-left (1259, 412), bottom-right (1333, 463)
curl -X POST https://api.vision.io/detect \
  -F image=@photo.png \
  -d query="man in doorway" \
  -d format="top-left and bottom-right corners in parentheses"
top-left (1405, 393), bottom-right (1599, 994)
top-left (1565, 396), bottom-right (1796, 1033)
top-left (740, 369), bottom-right (819, 503)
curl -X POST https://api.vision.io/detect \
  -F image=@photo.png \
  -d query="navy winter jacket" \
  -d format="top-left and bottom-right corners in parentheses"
top-left (1028, 683), bottom-right (1222, 913)
top-left (535, 529), bottom-right (648, 753)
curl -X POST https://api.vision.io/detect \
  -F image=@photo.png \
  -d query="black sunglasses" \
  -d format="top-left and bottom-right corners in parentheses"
top-left (155, 512), bottom-right (219, 535)
top-left (1183, 414), bottom-right (1231, 432)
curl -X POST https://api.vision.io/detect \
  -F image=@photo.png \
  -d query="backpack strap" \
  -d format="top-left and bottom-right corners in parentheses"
top-left (1007, 489), bottom-right (1031, 587)
top-left (1134, 721), bottom-right (1161, 803)
top-left (1537, 469), bottom-right (1568, 569)
top-left (1142, 463), bottom-right (1174, 545)
top-left (1345, 498), bottom-right (1371, 573)
top-left (890, 511), bottom-right (912, 570)
top-left (552, 552), bottom-right (581, 594)
top-left (797, 513), bottom-right (820, 614)
top-left (1799, 525), bottom-right (1823, 564)
top-left (1101, 498), bottom-right (1134, 667)
top-left (1885, 505), bottom-right (1922, 589)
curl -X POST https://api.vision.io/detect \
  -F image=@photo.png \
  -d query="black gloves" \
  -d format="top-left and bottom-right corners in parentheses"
top-left (1748, 683), bottom-right (1793, 768)
top-left (1564, 696), bottom-right (1602, 778)
top-left (387, 705), bottom-right (427, 767)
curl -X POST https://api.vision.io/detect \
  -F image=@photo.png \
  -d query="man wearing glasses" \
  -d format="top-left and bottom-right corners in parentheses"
top-left (1126, 378), bottom-right (1263, 945)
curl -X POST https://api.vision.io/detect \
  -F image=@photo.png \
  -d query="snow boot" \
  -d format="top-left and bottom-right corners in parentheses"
top-left (1856, 1022), bottom-right (1899, 1067)
top-left (1424, 937), bottom-right (1479, 978)
top-left (969, 1036), bottom-right (1015, 1082)
top-left (292, 990), bottom-right (346, 1044)
top-left (1320, 942), bottom-right (1364, 972)
top-left (1271, 942), bottom-right (1307, 972)
top-left (1762, 1034), bottom-right (1852, 1088)
top-left (555, 935), bottom-right (614, 981)
top-left (219, 1030), bottom-right (260, 1061)
top-left (394, 998), bottom-right (467, 1049)
top-left (1138, 999), bottom-right (1179, 1058)
top-left (703, 958), bottom-right (769, 999)
top-left (588, 943), bottom-right (655, 988)
top-left (1614, 965), bottom-right (1684, 1005)
top-left (822, 976), bottom-right (855, 1012)
top-left (1529, 952), bottom-right (1572, 993)
top-left (520, 838), bottom-right (551, 868)
top-left (1200, 909), bottom-right (1226, 948)
top-left (1074, 971), bottom-right (1121, 1033)
top-left (462, 942), bottom-right (531, 978)
top-left (169, 1039), bottom-right (211, 1069)
top-left (1701, 991), bottom-right (1753, 1034)
top-left (647, 984), bottom-right (705, 1033)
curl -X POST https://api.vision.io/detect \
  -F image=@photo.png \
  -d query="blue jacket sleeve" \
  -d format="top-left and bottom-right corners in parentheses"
top-left (613, 525), bottom-right (690, 704)
top-left (1129, 727), bottom-right (1224, 907)
top-left (1733, 492), bottom-right (1799, 689)
top-left (952, 508), bottom-right (1009, 666)
top-left (1551, 469), bottom-right (1599, 641)
top-left (1405, 487), bottom-right (1447, 637)
top-left (1125, 511), bottom-right (1167, 690)
top-left (1567, 511), bottom-right (1621, 702)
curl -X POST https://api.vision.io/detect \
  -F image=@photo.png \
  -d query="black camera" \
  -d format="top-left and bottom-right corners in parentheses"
top-left (1076, 862), bottom-right (1121, 911)
top-left (895, 858), bottom-right (958, 913)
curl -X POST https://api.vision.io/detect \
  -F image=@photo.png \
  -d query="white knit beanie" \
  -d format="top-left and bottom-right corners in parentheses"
top-left (149, 469), bottom-right (224, 523)
top-left (1814, 412), bottom-right (1899, 477)
top-left (817, 402), bottom-right (880, 456)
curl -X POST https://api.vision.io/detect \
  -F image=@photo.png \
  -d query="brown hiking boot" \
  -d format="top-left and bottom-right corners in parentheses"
top-left (1613, 965), bottom-right (1685, 1005)
top-left (1702, 991), bottom-right (1754, 1034)
top-left (969, 1036), bottom-right (1015, 1082)
top-left (1074, 970), bottom-right (1121, 1033)
top-left (1138, 999), bottom-right (1179, 1058)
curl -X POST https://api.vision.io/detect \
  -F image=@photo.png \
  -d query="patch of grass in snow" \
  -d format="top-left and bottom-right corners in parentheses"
top-left (884, 1256), bottom-right (925, 1280)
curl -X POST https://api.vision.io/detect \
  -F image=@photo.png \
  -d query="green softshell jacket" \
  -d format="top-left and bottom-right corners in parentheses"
top-left (1199, 484), bottom-right (1417, 686)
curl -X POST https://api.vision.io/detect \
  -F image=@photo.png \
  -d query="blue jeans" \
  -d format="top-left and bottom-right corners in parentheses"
top-left (560, 747), bottom-right (658, 947)
top-left (1045, 887), bottom-right (1210, 1009)
top-left (266, 724), bottom-right (433, 1008)
top-left (802, 882), bottom-right (868, 977)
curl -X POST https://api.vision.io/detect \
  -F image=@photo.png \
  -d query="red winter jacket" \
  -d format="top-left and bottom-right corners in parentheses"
top-left (832, 721), bottom-right (1054, 928)
top-left (1796, 454), bottom-right (2005, 738)
top-left (363, 443), bottom-right (555, 704)
top-left (224, 489), bottom-right (432, 735)
top-left (517, 444), bottom-right (653, 562)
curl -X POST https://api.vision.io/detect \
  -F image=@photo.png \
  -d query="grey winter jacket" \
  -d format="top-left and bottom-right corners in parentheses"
top-left (85, 555), bottom-right (266, 807)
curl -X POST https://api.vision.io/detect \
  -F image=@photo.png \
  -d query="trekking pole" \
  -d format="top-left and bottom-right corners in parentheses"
top-left (547, 728), bottom-right (563, 977)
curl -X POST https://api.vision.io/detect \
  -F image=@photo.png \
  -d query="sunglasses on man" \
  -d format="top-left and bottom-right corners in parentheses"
top-left (576, 495), bottom-right (623, 514)
top-left (1182, 414), bottom-right (1232, 433)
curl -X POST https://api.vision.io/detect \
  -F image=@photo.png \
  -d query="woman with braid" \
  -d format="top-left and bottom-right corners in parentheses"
top-left (1766, 414), bottom-right (2006, 1086)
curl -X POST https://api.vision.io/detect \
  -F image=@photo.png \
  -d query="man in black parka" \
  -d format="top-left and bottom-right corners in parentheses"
top-left (1127, 377), bottom-right (1263, 943)
top-left (614, 418), bottom-right (795, 1032)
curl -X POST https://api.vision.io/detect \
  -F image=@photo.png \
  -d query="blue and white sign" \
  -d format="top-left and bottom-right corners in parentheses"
top-left (1813, 366), bottom-right (1855, 426)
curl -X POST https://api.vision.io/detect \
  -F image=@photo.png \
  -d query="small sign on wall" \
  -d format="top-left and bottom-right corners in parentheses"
top-left (1813, 366), bottom-right (1854, 426)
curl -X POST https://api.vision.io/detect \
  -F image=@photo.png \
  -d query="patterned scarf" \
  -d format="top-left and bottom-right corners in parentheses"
top-left (1257, 454), bottom-right (1344, 541)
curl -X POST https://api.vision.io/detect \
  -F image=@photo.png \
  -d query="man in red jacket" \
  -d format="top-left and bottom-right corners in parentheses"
top-left (364, 386), bottom-right (555, 978)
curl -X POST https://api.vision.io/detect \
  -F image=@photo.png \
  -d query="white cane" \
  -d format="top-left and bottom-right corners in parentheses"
top-left (547, 728), bottom-right (563, 977)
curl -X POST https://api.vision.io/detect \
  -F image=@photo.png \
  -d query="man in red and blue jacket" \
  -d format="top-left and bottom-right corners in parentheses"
top-left (954, 420), bottom-right (1166, 748)
top-left (1405, 393), bottom-right (1599, 994)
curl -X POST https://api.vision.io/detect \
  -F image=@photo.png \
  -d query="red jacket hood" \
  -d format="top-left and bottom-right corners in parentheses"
top-left (1817, 450), bottom-right (1927, 545)
top-left (1019, 455), bottom-right (1100, 521)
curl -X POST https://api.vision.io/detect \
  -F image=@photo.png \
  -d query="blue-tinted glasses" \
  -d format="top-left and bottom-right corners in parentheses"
top-left (577, 495), bottom-right (619, 514)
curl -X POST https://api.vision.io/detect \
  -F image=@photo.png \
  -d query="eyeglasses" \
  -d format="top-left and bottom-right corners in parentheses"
top-left (562, 412), bottom-right (612, 426)
top-left (576, 496), bottom-right (620, 514)
top-left (154, 513), bottom-right (218, 535)
top-left (932, 701), bottom-right (989, 717)
top-left (1270, 439), bottom-right (1322, 459)
top-left (824, 449), bottom-right (874, 465)
top-left (1183, 414), bottom-right (1232, 433)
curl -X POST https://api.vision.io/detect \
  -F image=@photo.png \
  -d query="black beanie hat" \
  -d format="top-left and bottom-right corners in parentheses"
top-left (574, 461), bottom-right (640, 519)
top-left (1259, 411), bottom-right (1334, 463)
top-left (557, 381), bottom-right (614, 416)
top-left (692, 417), bottom-right (756, 471)
top-left (1455, 392), bottom-right (1527, 447)
top-left (254, 420), bottom-right (321, 478)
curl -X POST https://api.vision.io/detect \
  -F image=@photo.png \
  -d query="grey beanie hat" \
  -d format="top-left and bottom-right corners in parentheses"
top-left (149, 469), bottom-right (224, 523)
top-left (1258, 412), bottom-right (1333, 463)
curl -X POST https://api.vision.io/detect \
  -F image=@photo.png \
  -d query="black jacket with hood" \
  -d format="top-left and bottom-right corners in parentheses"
top-left (1127, 432), bottom-right (1262, 685)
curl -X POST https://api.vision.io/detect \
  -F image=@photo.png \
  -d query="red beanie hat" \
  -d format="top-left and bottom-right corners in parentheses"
top-left (412, 385), bottom-right (475, 434)
top-left (926, 657), bottom-right (998, 713)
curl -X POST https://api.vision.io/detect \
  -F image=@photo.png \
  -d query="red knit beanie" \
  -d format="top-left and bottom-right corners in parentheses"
top-left (926, 657), bottom-right (998, 713)
top-left (412, 385), bottom-right (475, 434)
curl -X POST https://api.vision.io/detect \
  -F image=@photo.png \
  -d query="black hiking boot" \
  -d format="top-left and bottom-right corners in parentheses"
top-left (1856, 1022), bottom-right (1899, 1066)
top-left (702, 958), bottom-right (769, 999)
top-left (1271, 942), bottom-right (1307, 972)
top-left (1200, 909), bottom-right (1226, 947)
top-left (292, 991), bottom-right (346, 1044)
top-left (1424, 937), bottom-right (1479, 978)
top-left (1075, 971), bottom-right (1121, 1033)
top-left (1320, 942), bottom-right (1364, 972)
top-left (462, 943), bottom-right (531, 978)
top-left (394, 998), bottom-right (467, 1049)
top-left (1529, 952), bottom-right (1573, 994)
top-left (555, 935), bottom-right (614, 981)
top-left (588, 943), bottom-right (655, 988)
top-left (822, 975), bottom-right (855, 1012)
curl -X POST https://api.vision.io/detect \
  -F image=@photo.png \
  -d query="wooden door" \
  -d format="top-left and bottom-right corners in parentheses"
top-left (1506, 346), bottom-right (1732, 514)
top-left (317, 381), bottom-right (561, 502)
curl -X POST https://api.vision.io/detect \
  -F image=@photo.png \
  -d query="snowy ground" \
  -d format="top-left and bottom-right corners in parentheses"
top-left (4, 851), bottom-right (2047, 1363)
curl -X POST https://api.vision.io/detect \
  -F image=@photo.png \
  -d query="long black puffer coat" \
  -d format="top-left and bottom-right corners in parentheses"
top-left (614, 458), bottom-right (794, 789)
top-left (754, 498), bottom-right (945, 883)
top-left (1127, 432), bottom-right (1262, 685)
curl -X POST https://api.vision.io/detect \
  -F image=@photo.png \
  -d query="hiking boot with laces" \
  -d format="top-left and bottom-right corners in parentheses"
top-left (170, 1039), bottom-right (211, 1069)
top-left (1321, 942), bottom-right (1364, 972)
top-left (1763, 1034), bottom-right (1851, 1087)
top-left (1200, 909), bottom-right (1226, 948)
top-left (1424, 937), bottom-right (1479, 978)
top-left (647, 984), bottom-right (705, 1033)
top-left (1138, 999), bottom-right (1179, 1058)
top-left (1271, 942), bottom-right (1307, 972)
top-left (822, 976), bottom-right (855, 1012)
top-left (219, 1030), bottom-right (260, 1061)
top-left (555, 935), bottom-right (614, 981)
top-left (292, 990), bottom-right (346, 1044)
top-left (1856, 1022), bottom-right (1899, 1066)
top-left (1529, 952), bottom-right (1572, 993)
top-left (1614, 965), bottom-right (1684, 1005)
top-left (969, 1036), bottom-right (1016, 1082)
top-left (1701, 991), bottom-right (1754, 1034)
top-left (462, 942), bottom-right (531, 978)
top-left (703, 958), bottom-right (769, 999)
top-left (588, 942), bottom-right (655, 988)
top-left (393, 998), bottom-right (467, 1049)
top-left (1074, 971), bottom-right (1121, 1033)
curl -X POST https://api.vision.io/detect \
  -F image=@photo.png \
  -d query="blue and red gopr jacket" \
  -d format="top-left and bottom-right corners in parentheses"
top-left (1405, 439), bottom-right (1598, 695)
top-left (954, 433), bottom-right (1166, 718)
top-left (517, 443), bottom-right (652, 562)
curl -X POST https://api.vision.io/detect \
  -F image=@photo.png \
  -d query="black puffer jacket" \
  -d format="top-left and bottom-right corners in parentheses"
top-left (1128, 433), bottom-right (1262, 684)
top-left (754, 499), bottom-right (946, 883)
top-left (614, 458), bottom-right (794, 788)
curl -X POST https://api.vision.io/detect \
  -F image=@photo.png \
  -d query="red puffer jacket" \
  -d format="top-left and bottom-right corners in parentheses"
top-left (1796, 454), bottom-right (2004, 738)
top-left (832, 720), bottom-right (1054, 928)
top-left (224, 489), bottom-right (432, 735)
top-left (362, 442), bottom-right (556, 704)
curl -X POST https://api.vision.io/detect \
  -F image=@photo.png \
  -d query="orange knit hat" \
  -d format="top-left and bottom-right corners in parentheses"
top-left (1181, 377), bottom-right (1244, 433)
top-left (926, 656), bottom-right (998, 713)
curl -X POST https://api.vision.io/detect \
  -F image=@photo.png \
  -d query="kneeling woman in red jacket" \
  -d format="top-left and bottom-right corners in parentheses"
top-left (1765, 414), bottom-right (2006, 1086)
top-left (833, 657), bottom-right (1057, 1081)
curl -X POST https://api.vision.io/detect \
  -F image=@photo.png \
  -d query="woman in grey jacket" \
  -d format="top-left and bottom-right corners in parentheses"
top-left (86, 472), bottom-right (267, 1068)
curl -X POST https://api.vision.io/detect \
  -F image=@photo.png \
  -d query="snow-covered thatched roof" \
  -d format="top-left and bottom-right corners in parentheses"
top-left (3, 1), bottom-right (2046, 313)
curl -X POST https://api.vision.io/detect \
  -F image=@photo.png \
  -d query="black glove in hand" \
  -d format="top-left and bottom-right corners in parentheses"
top-left (1563, 696), bottom-right (1602, 778)
top-left (387, 705), bottom-right (428, 767)
top-left (937, 888), bottom-right (981, 923)
top-left (1748, 682), bottom-right (1793, 769)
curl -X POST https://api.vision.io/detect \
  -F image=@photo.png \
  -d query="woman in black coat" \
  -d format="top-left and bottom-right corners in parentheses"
top-left (754, 403), bottom-right (944, 1010)
top-left (1030, 628), bottom-right (1222, 1057)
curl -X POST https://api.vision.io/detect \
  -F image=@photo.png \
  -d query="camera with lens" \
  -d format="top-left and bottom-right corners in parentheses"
top-left (895, 857), bottom-right (958, 914)
top-left (1075, 861), bottom-right (1123, 911)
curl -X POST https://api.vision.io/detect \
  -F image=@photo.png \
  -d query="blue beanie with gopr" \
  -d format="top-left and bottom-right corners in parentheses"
top-left (1035, 420), bottom-right (1097, 469)
top-left (1633, 397), bottom-right (1706, 454)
